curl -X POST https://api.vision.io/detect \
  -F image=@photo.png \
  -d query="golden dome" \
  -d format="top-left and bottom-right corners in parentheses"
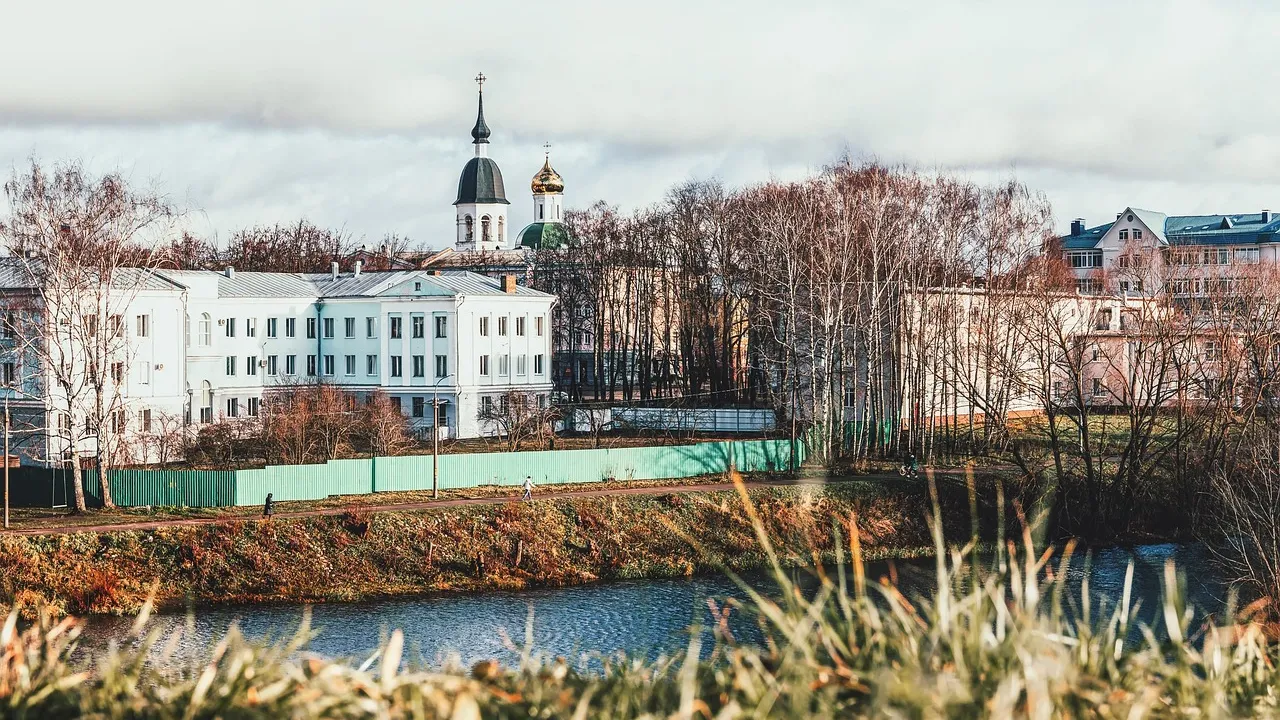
top-left (531, 157), bottom-right (564, 195)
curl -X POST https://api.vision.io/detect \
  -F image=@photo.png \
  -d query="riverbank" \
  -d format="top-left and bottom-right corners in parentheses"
top-left (0, 479), bottom-right (982, 616)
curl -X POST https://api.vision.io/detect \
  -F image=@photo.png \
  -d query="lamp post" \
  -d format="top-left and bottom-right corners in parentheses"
top-left (4, 396), bottom-right (9, 530)
top-left (431, 375), bottom-right (450, 499)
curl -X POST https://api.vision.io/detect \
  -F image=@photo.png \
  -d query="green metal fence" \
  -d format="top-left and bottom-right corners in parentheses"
top-left (8, 439), bottom-right (803, 509)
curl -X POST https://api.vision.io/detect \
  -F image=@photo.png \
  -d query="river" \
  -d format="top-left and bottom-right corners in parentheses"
top-left (83, 543), bottom-right (1230, 667)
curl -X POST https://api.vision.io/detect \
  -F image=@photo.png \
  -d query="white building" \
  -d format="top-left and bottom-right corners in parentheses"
top-left (0, 263), bottom-right (556, 466)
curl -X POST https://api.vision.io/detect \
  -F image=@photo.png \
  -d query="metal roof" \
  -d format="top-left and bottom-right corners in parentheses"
top-left (156, 268), bottom-right (550, 300)
top-left (0, 258), bottom-right (185, 291)
top-left (1060, 209), bottom-right (1280, 248)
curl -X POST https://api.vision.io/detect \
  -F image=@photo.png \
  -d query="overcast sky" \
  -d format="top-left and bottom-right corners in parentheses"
top-left (2, 0), bottom-right (1278, 249)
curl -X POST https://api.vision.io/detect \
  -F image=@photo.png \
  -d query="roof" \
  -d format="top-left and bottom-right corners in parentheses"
top-left (471, 89), bottom-right (490, 145)
top-left (518, 222), bottom-right (569, 250)
top-left (0, 258), bottom-right (185, 291)
top-left (454, 157), bottom-right (510, 206)
top-left (1060, 209), bottom-right (1280, 249)
top-left (156, 268), bottom-right (550, 300)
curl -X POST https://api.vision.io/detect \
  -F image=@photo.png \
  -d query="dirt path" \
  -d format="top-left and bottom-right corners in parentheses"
top-left (3, 477), bottom-right (851, 537)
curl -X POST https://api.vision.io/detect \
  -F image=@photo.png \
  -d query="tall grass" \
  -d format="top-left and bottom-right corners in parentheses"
top-left (2, 471), bottom-right (1278, 718)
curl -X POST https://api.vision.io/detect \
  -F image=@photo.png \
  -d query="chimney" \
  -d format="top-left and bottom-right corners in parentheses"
top-left (427, 270), bottom-right (441, 276)
top-left (224, 266), bottom-right (234, 279)
top-left (501, 274), bottom-right (517, 294)
top-left (1264, 209), bottom-right (1272, 224)
top-left (330, 261), bottom-right (339, 280)
top-left (1116, 212), bottom-right (1123, 220)
top-left (1070, 218), bottom-right (1085, 236)
top-left (353, 259), bottom-right (363, 278)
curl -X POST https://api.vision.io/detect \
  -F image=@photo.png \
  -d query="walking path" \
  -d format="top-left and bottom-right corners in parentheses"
top-left (3, 476), bottom-right (860, 537)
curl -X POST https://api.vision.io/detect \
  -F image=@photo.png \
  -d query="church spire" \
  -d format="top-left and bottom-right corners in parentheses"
top-left (470, 72), bottom-right (490, 146)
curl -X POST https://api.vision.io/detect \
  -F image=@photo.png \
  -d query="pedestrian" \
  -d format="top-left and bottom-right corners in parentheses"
top-left (521, 475), bottom-right (534, 501)
top-left (263, 492), bottom-right (274, 518)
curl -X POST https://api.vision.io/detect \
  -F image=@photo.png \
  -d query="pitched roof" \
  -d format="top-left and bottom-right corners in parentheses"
top-left (156, 269), bottom-right (549, 300)
top-left (0, 258), bottom-right (186, 291)
top-left (1060, 209), bottom-right (1280, 248)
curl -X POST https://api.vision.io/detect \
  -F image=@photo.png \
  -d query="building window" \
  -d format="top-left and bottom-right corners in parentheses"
top-left (323, 355), bottom-right (335, 376)
top-left (1091, 378), bottom-right (1104, 397)
top-left (225, 318), bottom-right (236, 337)
top-left (111, 410), bottom-right (126, 433)
top-left (307, 355), bottom-right (317, 376)
top-left (412, 396), bottom-right (425, 418)
top-left (516, 354), bottom-right (527, 376)
top-left (497, 316), bottom-right (508, 336)
top-left (267, 318), bottom-right (278, 338)
top-left (498, 354), bottom-right (509, 376)
top-left (435, 316), bottom-right (447, 338)
top-left (345, 355), bottom-right (356, 375)
top-left (536, 317), bottom-right (544, 336)
top-left (479, 317), bottom-right (490, 336)
top-left (390, 356), bottom-right (403, 377)
top-left (498, 217), bottom-right (504, 240)
top-left (412, 315), bottom-right (425, 339)
top-left (1, 362), bottom-right (13, 386)
top-left (139, 361), bottom-right (151, 385)
top-left (227, 398), bottom-right (239, 418)
top-left (516, 317), bottom-right (526, 336)
top-left (1075, 279), bottom-right (1102, 294)
top-left (139, 408), bottom-right (152, 432)
top-left (286, 318), bottom-right (297, 338)
top-left (247, 356), bottom-right (258, 376)
top-left (481, 215), bottom-right (492, 242)
top-left (367, 354), bottom-right (378, 375)
top-left (1235, 248), bottom-right (1260, 264)
top-left (323, 318), bottom-right (334, 339)
top-left (1094, 309), bottom-right (1111, 331)
top-left (414, 281), bottom-right (422, 292)
top-left (435, 354), bottom-right (448, 378)
top-left (226, 356), bottom-right (237, 376)
top-left (412, 355), bottom-right (425, 377)
top-left (481, 395), bottom-right (493, 414)
top-left (306, 317), bottom-right (316, 339)
top-left (286, 355), bottom-right (297, 375)
top-left (246, 318), bottom-right (257, 338)
top-left (390, 316), bottom-right (402, 339)
top-left (366, 317), bottom-right (377, 338)
top-left (267, 355), bottom-right (278, 376)
top-left (1133, 229), bottom-right (1143, 240)
top-left (534, 354), bottom-right (545, 375)
top-left (479, 355), bottom-right (490, 376)
top-left (342, 317), bottom-right (354, 338)
top-left (464, 215), bottom-right (474, 243)
top-left (1068, 252), bottom-right (1103, 269)
top-left (1119, 229), bottom-right (1129, 240)
top-left (135, 314), bottom-right (150, 338)
top-left (247, 397), bottom-right (260, 417)
top-left (112, 362), bottom-right (124, 384)
top-left (1205, 341), bottom-right (1219, 361)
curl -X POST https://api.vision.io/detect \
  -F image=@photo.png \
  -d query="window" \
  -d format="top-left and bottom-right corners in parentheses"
top-left (479, 354), bottom-right (490, 376)
top-left (481, 215), bottom-right (492, 242)
top-left (133, 314), bottom-right (149, 338)
top-left (498, 354), bottom-right (509, 376)
top-left (1094, 309), bottom-right (1112, 331)
top-left (139, 408), bottom-right (152, 432)
top-left (139, 361), bottom-right (151, 385)
top-left (536, 317), bottom-right (544, 336)
top-left (306, 317), bottom-right (317, 339)
top-left (345, 355), bottom-right (356, 375)
top-left (412, 354), bottom-right (425, 377)
top-left (498, 217), bottom-right (504, 241)
top-left (247, 356), bottom-right (258, 376)
top-left (1091, 345), bottom-right (1099, 361)
top-left (1075, 279), bottom-right (1102, 294)
top-left (1118, 229), bottom-right (1129, 240)
top-left (227, 398), bottom-right (239, 418)
top-left (481, 395), bottom-right (494, 414)
top-left (267, 355), bottom-right (278, 376)
top-left (1, 362), bottom-right (13, 386)
top-left (405, 315), bottom-right (422, 340)
top-left (246, 318), bottom-right (256, 338)
top-left (366, 317), bottom-right (377, 338)
top-left (286, 318), bottom-right (297, 337)
top-left (247, 397), bottom-right (260, 417)
top-left (435, 316), bottom-right (447, 338)
top-left (199, 314), bottom-right (212, 345)
top-left (516, 354), bottom-right (527, 376)
top-left (436, 401), bottom-right (447, 426)
top-left (323, 355), bottom-right (335, 376)
top-left (1091, 378), bottom-right (1104, 397)
top-left (412, 396), bottom-right (425, 418)
top-left (498, 317), bottom-right (508, 336)
top-left (226, 356), bottom-right (237, 376)
top-left (111, 410), bottom-right (126, 433)
top-left (1053, 381), bottom-right (1064, 399)
top-left (108, 315), bottom-right (122, 338)
top-left (307, 355), bottom-right (317, 376)
top-left (1204, 248), bottom-right (1230, 265)
top-left (112, 362), bottom-right (124, 384)
top-left (226, 318), bottom-right (236, 337)
top-left (286, 355), bottom-right (297, 375)
top-left (465, 215), bottom-right (474, 242)
top-left (323, 318), bottom-right (334, 339)
top-left (267, 318), bottom-right (278, 337)
top-left (389, 396), bottom-right (403, 415)
top-left (367, 354), bottom-right (378, 375)
top-left (435, 354), bottom-right (448, 378)
top-left (342, 317), bottom-right (355, 338)
top-left (1068, 252), bottom-right (1103, 269)
top-left (390, 316), bottom-right (402, 339)
top-left (480, 317), bottom-right (490, 336)
top-left (516, 317), bottom-right (526, 336)
top-left (414, 281), bottom-right (422, 292)
top-left (390, 356), bottom-right (403, 377)
top-left (1235, 248), bottom-right (1260, 264)
top-left (1205, 341), bottom-right (1219, 361)
top-left (534, 354), bottom-right (545, 375)
top-left (1133, 229), bottom-right (1143, 240)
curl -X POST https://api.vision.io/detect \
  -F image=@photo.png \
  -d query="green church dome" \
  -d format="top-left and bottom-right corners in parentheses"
top-left (518, 222), bottom-right (569, 249)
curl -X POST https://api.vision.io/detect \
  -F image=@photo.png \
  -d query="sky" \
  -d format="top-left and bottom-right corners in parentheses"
top-left (2, 0), bottom-right (1279, 250)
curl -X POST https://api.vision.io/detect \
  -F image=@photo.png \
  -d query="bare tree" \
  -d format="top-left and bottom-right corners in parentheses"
top-left (477, 390), bottom-right (558, 452)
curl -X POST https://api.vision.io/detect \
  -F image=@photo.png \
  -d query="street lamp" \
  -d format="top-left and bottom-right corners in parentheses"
top-left (430, 375), bottom-right (451, 499)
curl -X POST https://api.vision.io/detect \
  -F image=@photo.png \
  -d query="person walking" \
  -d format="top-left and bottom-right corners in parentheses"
top-left (263, 492), bottom-right (274, 518)
top-left (521, 475), bottom-right (534, 501)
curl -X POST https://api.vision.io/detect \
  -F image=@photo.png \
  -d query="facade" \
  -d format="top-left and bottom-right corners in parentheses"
top-left (0, 263), bottom-right (555, 466)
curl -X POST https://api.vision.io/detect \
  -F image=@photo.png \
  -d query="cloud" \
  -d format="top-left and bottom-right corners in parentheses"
top-left (1, 0), bottom-right (1278, 242)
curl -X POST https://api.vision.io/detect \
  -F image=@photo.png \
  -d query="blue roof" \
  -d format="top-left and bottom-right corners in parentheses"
top-left (1060, 209), bottom-right (1280, 248)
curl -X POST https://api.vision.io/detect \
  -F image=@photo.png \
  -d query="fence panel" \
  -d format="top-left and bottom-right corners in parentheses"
top-left (234, 458), bottom-right (373, 506)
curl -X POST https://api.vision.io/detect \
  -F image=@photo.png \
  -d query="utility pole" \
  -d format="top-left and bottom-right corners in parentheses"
top-left (432, 391), bottom-right (440, 499)
top-left (4, 396), bottom-right (10, 530)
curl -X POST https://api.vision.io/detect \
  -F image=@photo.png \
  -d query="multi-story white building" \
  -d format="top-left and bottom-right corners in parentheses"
top-left (0, 263), bottom-right (555, 466)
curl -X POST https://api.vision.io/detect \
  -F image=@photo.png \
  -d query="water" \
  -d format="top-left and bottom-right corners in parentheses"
top-left (82, 543), bottom-right (1230, 667)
